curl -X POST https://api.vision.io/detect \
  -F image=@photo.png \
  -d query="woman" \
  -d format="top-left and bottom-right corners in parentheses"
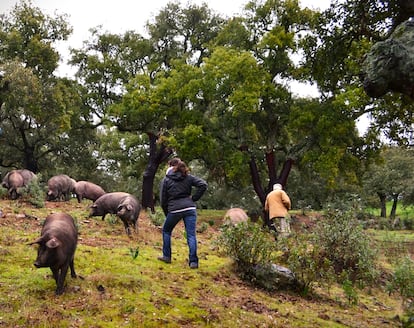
top-left (159, 160), bottom-right (207, 269)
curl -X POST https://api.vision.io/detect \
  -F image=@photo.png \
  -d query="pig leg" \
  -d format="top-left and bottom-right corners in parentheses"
top-left (69, 258), bottom-right (77, 278)
top-left (50, 267), bottom-right (62, 295)
top-left (54, 264), bottom-right (69, 295)
top-left (123, 220), bottom-right (131, 235)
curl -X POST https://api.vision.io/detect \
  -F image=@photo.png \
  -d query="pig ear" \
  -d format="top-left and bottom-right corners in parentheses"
top-left (46, 237), bottom-right (61, 248)
top-left (126, 204), bottom-right (132, 210)
top-left (27, 237), bottom-right (43, 245)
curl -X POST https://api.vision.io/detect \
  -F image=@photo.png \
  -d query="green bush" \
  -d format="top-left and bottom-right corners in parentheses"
top-left (19, 175), bottom-right (45, 208)
top-left (196, 221), bottom-right (209, 233)
top-left (279, 210), bottom-right (379, 294)
top-left (311, 210), bottom-right (379, 286)
top-left (387, 256), bottom-right (414, 326)
top-left (217, 221), bottom-right (276, 269)
top-left (148, 208), bottom-right (165, 227)
top-left (278, 232), bottom-right (335, 295)
top-left (216, 221), bottom-right (278, 289)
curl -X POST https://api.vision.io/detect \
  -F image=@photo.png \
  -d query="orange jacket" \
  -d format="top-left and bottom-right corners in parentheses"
top-left (264, 189), bottom-right (291, 218)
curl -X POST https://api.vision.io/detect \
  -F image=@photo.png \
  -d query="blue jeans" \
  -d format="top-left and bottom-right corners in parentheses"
top-left (162, 209), bottom-right (198, 264)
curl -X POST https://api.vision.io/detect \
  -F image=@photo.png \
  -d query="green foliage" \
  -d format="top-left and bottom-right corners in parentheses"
top-left (106, 214), bottom-right (119, 225)
top-left (278, 232), bottom-right (335, 295)
top-left (0, 0), bottom-right (72, 77)
top-left (363, 147), bottom-right (414, 220)
top-left (196, 221), bottom-right (209, 233)
top-left (129, 246), bottom-right (140, 260)
top-left (289, 98), bottom-right (369, 193)
top-left (19, 175), bottom-right (45, 208)
top-left (217, 221), bottom-right (276, 269)
top-left (342, 279), bottom-right (359, 305)
top-left (148, 208), bottom-right (165, 227)
top-left (279, 210), bottom-right (379, 294)
top-left (387, 256), bottom-right (414, 304)
top-left (387, 256), bottom-right (414, 325)
top-left (216, 221), bottom-right (278, 289)
top-left (312, 210), bottom-right (379, 285)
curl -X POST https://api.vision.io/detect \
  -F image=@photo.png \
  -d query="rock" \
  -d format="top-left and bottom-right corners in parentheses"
top-left (253, 263), bottom-right (301, 290)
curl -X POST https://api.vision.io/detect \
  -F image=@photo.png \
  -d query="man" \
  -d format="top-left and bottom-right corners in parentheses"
top-left (264, 183), bottom-right (291, 238)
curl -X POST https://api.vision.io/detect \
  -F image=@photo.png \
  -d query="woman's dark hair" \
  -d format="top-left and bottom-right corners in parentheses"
top-left (176, 160), bottom-right (190, 176)
top-left (168, 157), bottom-right (181, 167)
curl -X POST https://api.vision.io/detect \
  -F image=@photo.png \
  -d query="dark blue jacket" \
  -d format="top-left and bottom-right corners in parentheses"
top-left (160, 171), bottom-right (207, 215)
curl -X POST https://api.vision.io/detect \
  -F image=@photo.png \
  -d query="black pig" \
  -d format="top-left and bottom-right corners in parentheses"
top-left (90, 192), bottom-right (140, 235)
top-left (73, 180), bottom-right (106, 203)
top-left (2, 169), bottom-right (36, 199)
top-left (29, 213), bottom-right (78, 295)
top-left (117, 194), bottom-right (141, 235)
top-left (46, 174), bottom-right (76, 201)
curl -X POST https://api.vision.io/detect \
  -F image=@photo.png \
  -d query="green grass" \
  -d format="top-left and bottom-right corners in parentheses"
top-left (365, 201), bottom-right (414, 219)
top-left (0, 199), bottom-right (412, 327)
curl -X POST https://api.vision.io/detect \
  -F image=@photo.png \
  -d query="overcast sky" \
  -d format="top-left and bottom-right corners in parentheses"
top-left (0, 0), bottom-right (333, 96)
top-left (1, 0), bottom-right (331, 54)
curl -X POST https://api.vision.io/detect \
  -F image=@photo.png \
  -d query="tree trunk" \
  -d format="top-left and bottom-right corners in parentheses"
top-left (249, 155), bottom-right (266, 205)
top-left (377, 192), bottom-right (387, 218)
top-left (389, 193), bottom-right (399, 220)
top-left (141, 132), bottom-right (173, 213)
top-left (278, 159), bottom-right (294, 189)
top-left (248, 149), bottom-right (294, 229)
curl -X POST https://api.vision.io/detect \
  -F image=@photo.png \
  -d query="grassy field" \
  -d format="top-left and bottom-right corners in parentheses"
top-left (365, 202), bottom-right (414, 220)
top-left (0, 198), bottom-right (412, 327)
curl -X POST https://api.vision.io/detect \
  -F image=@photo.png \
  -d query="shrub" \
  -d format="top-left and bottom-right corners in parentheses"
top-left (196, 221), bottom-right (209, 233)
top-left (148, 208), bottom-right (165, 227)
top-left (342, 279), bottom-right (359, 305)
top-left (311, 210), bottom-right (379, 286)
top-left (216, 221), bottom-right (279, 290)
top-left (279, 210), bottom-right (379, 293)
top-left (217, 221), bottom-right (276, 269)
top-left (278, 232), bottom-right (335, 295)
top-left (19, 175), bottom-right (45, 208)
top-left (387, 256), bottom-right (414, 326)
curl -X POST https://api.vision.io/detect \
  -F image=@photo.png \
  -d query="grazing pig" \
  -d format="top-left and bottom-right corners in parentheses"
top-left (6, 170), bottom-right (24, 200)
top-left (17, 169), bottom-right (36, 186)
top-left (29, 213), bottom-right (78, 295)
top-left (73, 180), bottom-right (106, 203)
top-left (1, 169), bottom-right (36, 199)
top-left (89, 192), bottom-right (141, 235)
top-left (223, 208), bottom-right (249, 225)
top-left (47, 174), bottom-right (76, 201)
top-left (117, 194), bottom-right (141, 235)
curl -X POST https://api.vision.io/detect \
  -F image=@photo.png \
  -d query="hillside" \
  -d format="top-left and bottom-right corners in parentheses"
top-left (0, 198), bottom-right (409, 327)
